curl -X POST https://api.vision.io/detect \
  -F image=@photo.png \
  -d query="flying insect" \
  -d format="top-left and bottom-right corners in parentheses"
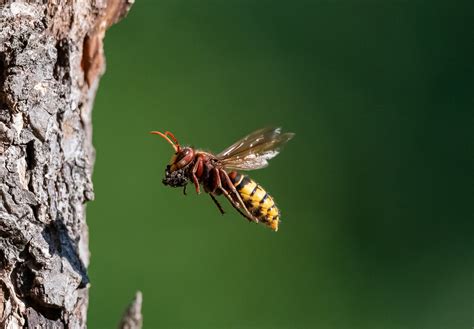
top-left (151, 127), bottom-right (294, 231)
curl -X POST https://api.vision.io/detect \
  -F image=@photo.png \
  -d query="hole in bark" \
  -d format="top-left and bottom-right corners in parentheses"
top-left (25, 140), bottom-right (35, 170)
top-left (53, 39), bottom-right (70, 81)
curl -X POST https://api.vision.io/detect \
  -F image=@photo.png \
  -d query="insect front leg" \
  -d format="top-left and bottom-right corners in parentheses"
top-left (191, 157), bottom-right (203, 194)
top-left (219, 169), bottom-right (259, 223)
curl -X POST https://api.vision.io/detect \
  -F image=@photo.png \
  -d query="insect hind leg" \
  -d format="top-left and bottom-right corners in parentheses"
top-left (209, 194), bottom-right (225, 215)
top-left (219, 169), bottom-right (259, 223)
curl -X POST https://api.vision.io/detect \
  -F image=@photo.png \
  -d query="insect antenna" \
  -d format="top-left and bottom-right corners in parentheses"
top-left (150, 131), bottom-right (180, 152)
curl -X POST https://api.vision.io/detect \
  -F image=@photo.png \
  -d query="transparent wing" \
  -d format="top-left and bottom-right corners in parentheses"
top-left (217, 127), bottom-right (294, 171)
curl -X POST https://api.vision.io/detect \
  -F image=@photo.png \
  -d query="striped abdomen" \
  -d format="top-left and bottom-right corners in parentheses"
top-left (229, 172), bottom-right (280, 231)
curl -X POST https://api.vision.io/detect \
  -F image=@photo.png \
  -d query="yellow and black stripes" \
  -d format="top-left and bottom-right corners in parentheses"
top-left (229, 172), bottom-right (280, 231)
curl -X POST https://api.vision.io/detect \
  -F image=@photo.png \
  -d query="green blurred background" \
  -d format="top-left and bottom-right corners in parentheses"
top-left (87, 1), bottom-right (473, 328)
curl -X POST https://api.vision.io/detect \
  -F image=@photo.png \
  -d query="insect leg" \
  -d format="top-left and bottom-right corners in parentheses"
top-left (209, 194), bottom-right (225, 215)
top-left (191, 157), bottom-right (203, 194)
top-left (219, 187), bottom-right (250, 220)
top-left (182, 185), bottom-right (187, 195)
top-left (210, 168), bottom-right (248, 219)
top-left (211, 167), bottom-right (222, 194)
top-left (211, 168), bottom-right (249, 220)
top-left (219, 169), bottom-right (259, 223)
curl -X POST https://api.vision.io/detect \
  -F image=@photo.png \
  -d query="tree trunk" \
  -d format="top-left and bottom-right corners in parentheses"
top-left (0, 1), bottom-right (133, 327)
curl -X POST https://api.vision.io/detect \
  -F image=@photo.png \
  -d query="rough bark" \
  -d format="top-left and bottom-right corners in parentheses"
top-left (118, 291), bottom-right (142, 329)
top-left (0, 1), bottom-right (133, 327)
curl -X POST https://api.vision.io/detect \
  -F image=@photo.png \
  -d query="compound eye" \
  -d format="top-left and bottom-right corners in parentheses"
top-left (176, 149), bottom-right (189, 161)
